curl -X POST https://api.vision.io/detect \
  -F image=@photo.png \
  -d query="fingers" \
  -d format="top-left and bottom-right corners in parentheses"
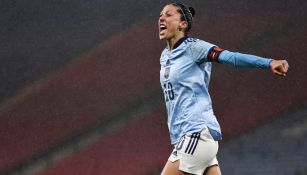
top-left (272, 67), bottom-right (286, 76)
top-left (270, 60), bottom-right (289, 77)
top-left (282, 61), bottom-right (289, 72)
top-left (273, 69), bottom-right (286, 77)
top-left (280, 60), bottom-right (289, 76)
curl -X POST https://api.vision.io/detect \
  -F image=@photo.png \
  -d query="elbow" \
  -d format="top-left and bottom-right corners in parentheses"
top-left (219, 50), bottom-right (239, 67)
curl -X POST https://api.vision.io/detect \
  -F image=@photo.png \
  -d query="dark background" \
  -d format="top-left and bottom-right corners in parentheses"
top-left (0, 0), bottom-right (306, 174)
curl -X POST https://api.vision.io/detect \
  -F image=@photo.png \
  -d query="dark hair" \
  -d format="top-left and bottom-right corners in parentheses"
top-left (170, 2), bottom-right (195, 35)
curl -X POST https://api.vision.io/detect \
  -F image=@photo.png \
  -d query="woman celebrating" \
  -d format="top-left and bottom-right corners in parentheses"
top-left (159, 2), bottom-right (289, 175)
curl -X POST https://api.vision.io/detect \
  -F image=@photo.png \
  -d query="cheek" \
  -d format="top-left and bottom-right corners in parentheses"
top-left (168, 21), bottom-right (180, 31)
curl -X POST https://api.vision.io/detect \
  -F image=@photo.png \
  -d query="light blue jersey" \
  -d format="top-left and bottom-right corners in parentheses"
top-left (160, 37), bottom-right (272, 144)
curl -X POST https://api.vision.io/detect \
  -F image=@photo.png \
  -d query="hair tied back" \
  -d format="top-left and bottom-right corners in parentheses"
top-left (188, 7), bottom-right (195, 17)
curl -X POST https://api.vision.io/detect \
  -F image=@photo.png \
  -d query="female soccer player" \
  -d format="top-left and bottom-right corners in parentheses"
top-left (159, 2), bottom-right (289, 175)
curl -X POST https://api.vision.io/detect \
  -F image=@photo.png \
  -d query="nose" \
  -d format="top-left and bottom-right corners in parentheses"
top-left (159, 14), bottom-right (165, 22)
top-left (159, 16), bottom-right (165, 24)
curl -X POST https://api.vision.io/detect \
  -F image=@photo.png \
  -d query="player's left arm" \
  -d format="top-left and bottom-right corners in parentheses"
top-left (269, 59), bottom-right (289, 77)
top-left (207, 47), bottom-right (289, 76)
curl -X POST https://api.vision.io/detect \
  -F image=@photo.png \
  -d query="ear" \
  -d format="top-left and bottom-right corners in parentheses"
top-left (179, 21), bottom-right (188, 31)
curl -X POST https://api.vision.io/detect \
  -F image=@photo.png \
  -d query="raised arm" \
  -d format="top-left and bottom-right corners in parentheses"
top-left (269, 59), bottom-right (289, 77)
top-left (207, 46), bottom-right (289, 77)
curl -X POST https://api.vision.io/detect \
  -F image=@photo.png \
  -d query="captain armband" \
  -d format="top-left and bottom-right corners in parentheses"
top-left (207, 46), bottom-right (224, 62)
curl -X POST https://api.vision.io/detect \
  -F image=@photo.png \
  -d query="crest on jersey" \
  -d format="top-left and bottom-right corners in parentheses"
top-left (166, 59), bottom-right (170, 66)
top-left (164, 67), bottom-right (170, 79)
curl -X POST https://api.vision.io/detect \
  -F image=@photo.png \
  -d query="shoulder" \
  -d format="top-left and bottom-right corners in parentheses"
top-left (186, 38), bottom-right (216, 56)
top-left (189, 38), bottom-right (215, 50)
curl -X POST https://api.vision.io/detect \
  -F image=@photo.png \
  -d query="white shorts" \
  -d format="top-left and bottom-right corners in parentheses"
top-left (168, 127), bottom-right (219, 175)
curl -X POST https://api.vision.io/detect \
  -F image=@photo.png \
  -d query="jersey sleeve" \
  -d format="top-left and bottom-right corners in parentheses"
top-left (191, 40), bottom-right (216, 64)
top-left (218, 50), bottom-right (273, 69)
top-left (192, 39), bottom-right (272, 69)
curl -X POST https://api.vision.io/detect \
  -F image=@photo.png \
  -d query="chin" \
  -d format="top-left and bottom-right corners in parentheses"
top-left (159, 35), bottom-right (166, 40)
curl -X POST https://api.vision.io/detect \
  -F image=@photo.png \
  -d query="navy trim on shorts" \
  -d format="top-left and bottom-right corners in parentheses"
top-left (185, 133), bottom-right (200, 155)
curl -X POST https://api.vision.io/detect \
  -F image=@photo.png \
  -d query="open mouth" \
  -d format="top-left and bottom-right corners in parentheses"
top-left (159, 24), bottom-right (167, 35)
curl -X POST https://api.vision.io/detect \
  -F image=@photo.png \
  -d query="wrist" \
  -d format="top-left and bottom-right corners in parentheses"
top-left (268, 59), bottom-right (274, 69)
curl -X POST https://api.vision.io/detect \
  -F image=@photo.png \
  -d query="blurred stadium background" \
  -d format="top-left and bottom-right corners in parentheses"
top-left (0, 0), bottom-right (306, 174)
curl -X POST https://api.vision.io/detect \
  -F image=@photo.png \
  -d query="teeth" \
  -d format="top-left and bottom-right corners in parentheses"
top-left (159, 23), bottom-right (167, 35)
top-left (160, 24), bottom-right (167, 30)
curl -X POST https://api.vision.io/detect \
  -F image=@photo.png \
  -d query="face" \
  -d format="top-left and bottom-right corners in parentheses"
top-left (158, 4), bottom-right (187, 40)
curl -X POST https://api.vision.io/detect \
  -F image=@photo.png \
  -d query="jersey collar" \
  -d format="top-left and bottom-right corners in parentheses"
top-left (172, 36), bottom-right (188, 50)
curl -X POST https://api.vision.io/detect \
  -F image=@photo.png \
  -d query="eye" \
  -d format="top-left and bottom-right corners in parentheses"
top-left (166, 12), bottom-right (172, 17)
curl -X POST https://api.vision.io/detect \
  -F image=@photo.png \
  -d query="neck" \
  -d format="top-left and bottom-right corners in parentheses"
top-left (167, 33), bottom-right (185, 51)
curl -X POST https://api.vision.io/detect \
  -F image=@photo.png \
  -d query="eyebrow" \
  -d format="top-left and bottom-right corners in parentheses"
top-left (161, 10), bottom-right (169, 14)
top-left (160, 10), bottom-right (175, 16)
